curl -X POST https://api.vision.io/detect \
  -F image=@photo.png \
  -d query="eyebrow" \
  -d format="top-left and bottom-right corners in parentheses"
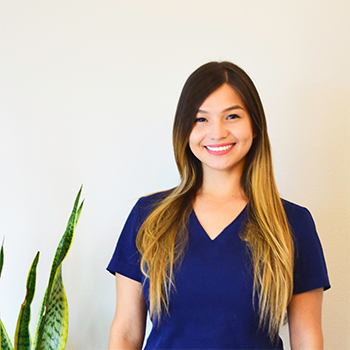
top-left (197, 105), bottom-right (245, 114)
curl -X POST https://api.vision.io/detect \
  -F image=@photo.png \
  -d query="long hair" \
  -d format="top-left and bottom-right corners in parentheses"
top-left (136, 61), bottom-right (294, 340)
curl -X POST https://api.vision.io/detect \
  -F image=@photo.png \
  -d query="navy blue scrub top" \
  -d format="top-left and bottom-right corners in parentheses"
top-left (107, 192), bottom-right (330, 349)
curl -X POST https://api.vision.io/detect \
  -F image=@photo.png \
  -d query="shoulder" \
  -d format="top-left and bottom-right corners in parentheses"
top-left (137, 189), bottom-right (170, 207)
top-left (281, 198), bottom-right (311, 220)
top-left (281, 198), bottom-right (322, 250)
top-left (134, 189), bottom-right (172, 220)
top-left (281, 199), bottom-right (331, 293)
top-left (281, 199), bottom-right (315, 232)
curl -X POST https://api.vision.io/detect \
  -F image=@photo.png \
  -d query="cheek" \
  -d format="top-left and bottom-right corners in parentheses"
top-left (188, 137), bottom-right (197, 156)
top-left (188, 129), bottom-right (205, 162)
top-left (188, 129), bottom-right (201, 150)
top-left (235, 123), bottom-right (254, 143)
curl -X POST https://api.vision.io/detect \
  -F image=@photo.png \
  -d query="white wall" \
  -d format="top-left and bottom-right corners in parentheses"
top-left (0, 1), bottom-right (349, 349)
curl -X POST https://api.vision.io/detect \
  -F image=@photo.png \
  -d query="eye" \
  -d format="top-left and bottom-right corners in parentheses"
top-left (194, 117), bottom-right (207, 123)
top-left (227, 114), bottom-right (240, 120)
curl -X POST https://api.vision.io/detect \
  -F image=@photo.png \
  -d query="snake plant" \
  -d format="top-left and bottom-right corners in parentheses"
top-left (0, 187), bottom-right (84, 350)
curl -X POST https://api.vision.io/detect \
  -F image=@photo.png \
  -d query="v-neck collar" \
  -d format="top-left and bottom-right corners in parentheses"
top-left (191, 205), bottom-right (247, 242)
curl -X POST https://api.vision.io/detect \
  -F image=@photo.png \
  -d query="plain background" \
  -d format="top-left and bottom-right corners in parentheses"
top-left (0, 1), bottom-right (349, 349)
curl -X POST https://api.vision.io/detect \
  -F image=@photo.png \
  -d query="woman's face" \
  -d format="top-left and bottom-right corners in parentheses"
top-left (188, 83), bottom-right (255, 177)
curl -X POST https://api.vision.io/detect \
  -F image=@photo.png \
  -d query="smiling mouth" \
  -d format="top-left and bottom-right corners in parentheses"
top-left (205, 144), bottom-right (234, 152)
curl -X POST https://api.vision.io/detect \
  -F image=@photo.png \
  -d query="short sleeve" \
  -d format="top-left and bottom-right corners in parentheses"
top-left (107, 199), bottom-right (143, 282)
top-left (291, 206), bottom-right (330, 294)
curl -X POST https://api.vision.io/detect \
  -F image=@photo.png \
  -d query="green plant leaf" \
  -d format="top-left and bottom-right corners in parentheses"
top-left (32, 267), bottom-right (68, 350)
top-left (0, 240), bottom-right (11, 350)
top-left (1, 319), bottom-right (14, 350)
top-left (14, 252), bottom-right (40, 350)
top-left (33, 187), bottom-right (83, 350)
top-left (0, 239), bottom-right (4, 279)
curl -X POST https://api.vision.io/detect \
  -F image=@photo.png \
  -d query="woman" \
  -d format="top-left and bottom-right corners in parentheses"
top-left (107, 61), bottom-right (330, 349)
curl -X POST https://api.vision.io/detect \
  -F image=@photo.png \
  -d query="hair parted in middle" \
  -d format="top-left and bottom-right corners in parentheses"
top-left (136, 61), bottom-right (294, 341)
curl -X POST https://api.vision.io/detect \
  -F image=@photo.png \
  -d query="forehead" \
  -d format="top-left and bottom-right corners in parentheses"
top-left (197, 83), bottom-right (245, 113)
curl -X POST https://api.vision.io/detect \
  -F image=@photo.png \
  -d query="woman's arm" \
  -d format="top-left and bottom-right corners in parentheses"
top-left (108, 273), bottom-right (147, 350)
top-left (288, 288), bottom-right (324, 350)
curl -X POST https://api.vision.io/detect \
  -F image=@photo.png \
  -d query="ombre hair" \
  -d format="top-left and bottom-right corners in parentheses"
top-left (136, 62), bottom-right (294, 341)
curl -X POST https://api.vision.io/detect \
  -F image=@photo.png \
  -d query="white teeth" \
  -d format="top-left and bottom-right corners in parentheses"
top-left (206, 144), bottom-right (233, 152)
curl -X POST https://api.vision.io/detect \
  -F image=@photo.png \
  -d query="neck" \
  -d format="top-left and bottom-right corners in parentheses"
top-left (199, 168), bottom-right (246, 201)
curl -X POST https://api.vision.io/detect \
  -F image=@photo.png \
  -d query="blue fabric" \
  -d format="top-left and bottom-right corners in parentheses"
top-left (107, 192), bottom-right (330, 350)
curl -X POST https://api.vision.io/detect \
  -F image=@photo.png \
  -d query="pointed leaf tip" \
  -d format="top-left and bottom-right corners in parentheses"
top-left (14, 251), bottom-right (40, 350)
top-left (0, 238), bottom-right (4, 278)
top-left (33, 187), bottom-right (83, 348)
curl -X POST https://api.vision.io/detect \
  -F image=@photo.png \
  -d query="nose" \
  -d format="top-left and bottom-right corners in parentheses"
top-left (208, 119), bottom-right (229, 140)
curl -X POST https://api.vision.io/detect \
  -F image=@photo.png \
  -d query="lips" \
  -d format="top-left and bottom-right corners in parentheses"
top-left (204, 143), bottom-right (235, 155)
